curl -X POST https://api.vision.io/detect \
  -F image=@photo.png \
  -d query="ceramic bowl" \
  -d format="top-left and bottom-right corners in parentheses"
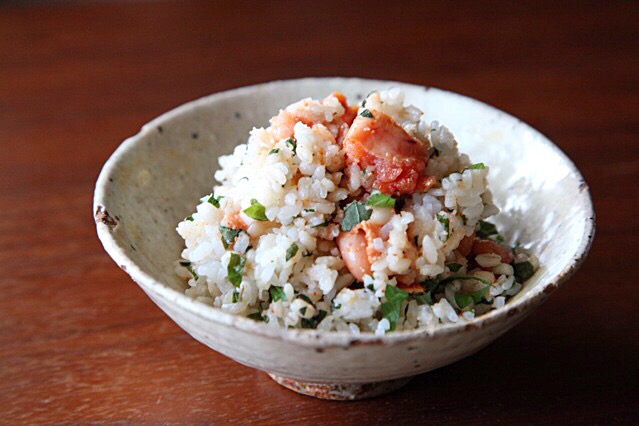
top-left (94, 78), bottom-right (594, 400)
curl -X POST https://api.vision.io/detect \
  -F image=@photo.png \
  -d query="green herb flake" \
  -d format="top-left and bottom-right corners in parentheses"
top-left (299, 306), bottom-right (307, 316)
top-left (447, 263), bottom-right (463, 272)
top-left (269, 148), bottom-right (280, 155)
top-left (381, 285), bottom-right (409, 331)
top-left (455, 293), bottom-right (473, 309)
top-left (331, 300), bottom-right (342, 311)
top-left (269, 286), bottom-right (287, 302)
top-left (420, 278), bottom-right (440, 305)
top-left (243, 199), bottom-right (268, 221)
top-left (341, 201), bottom-right (372, 231)
top-left (207, 195), bottom-right (224, 208)
top-left (414, 294), bottom-right (430, 305)
top-left (367, 283), bottom-right (375, 291)
top-left (360, 109), bottom-right (374, 119)
top-left (468, 163), bottom-right (485, 170)
top-left (297, 294), bottom-right (314, 306)
top-left (185, 215), bottom-right (194, 222)
top-left (436, 213), bottom-right (449, 239)
top-left (438, 275), bottom-right (492, 287)
top-left (286, 243), bottom-right (299, 261)
top-left (514, 261), bottom-right (534, 282)
top-left (477, 220), bottom-right (499, 239)
top-left (366, 190), bottom-right (396, 208)
top-left (285, 137), bottom-right (297, 156)
top-left (303, 208), bottom-right (315, 212)
top-left (227, 253), bottom-right (246, 287)
top-left (219, 225), bottom-right (241, 249)
top-left (470, 286), bottom-right (490, 303)
top-left (455, 285), bottom-right (490, 309)
top-left (181, 261), bottom-right (199, 280)
top-left (301, 310), bottom-right (327, 329)
top-left (247, 312), bottom-right (268, 322)
top-left (312, 220), bottom-right (330, 228)
top-left (232, 290), bottom-right (239, 303)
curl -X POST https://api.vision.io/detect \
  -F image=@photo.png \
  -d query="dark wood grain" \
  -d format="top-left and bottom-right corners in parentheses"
top-left (1, 0), bottom-right (638, 423)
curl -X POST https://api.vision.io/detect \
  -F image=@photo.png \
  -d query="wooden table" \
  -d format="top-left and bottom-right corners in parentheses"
top-left (2, 1), bottom-right (637, 423)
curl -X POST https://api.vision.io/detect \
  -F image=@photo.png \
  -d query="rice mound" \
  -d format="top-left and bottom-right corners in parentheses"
top-left (176, 89), bottom-right (538, 335)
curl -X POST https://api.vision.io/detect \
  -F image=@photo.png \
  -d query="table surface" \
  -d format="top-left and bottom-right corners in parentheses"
top-left (2, 0), bottom-right (638, 424)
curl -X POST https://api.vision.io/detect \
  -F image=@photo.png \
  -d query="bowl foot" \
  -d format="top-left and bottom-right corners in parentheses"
top-left (268, 374), bottom-right (413, 400)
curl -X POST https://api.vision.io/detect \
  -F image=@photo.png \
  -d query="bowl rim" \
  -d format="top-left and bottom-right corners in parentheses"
top-left (94, 77), bottom-right (595, 347)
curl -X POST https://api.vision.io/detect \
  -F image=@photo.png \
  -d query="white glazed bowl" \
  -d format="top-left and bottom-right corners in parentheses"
top-left (94, 78), bottom-right (594, 400)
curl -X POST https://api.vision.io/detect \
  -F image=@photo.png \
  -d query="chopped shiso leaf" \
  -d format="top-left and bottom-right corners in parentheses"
top-left (269, 286), bottom-right (287, 302)
top-left (301, 310), bottom-right (327, 329)
top-left (514, 261), bottom-right (534, 282)
top-left (248, 312), bottom-right (268, 322)
top-left (300, 306), bottom-right (307, 316)
top-left (341, 201), bottom-right (372, 231)
top-left (180, 261), bottom-right (199, 280)
top-left (447, 262), bottom-right (463, 272)
top-left (207, 195), bottom-right (223, 208)
top-left (438, 275), bottom-right (492, 287)
top-left (247, 303), bottom-right (268, 322)
top-left (417, 275), bottom-right (492, 307)
top-left (331, 300), bottom-right (342, 311)
top-left (477, 220), bottom-right (498, 239)
top-left (360, 109), bottom-right (374, 118)
top-left (232, 290), bottom-right (239, 303)
top-left (243, 199), bottom-right (268, 221)
top-left (381, 285), bottom-right (409, 331)
top-left (436, 213), bottom-right (449, 240)
top-left (269, 148), bottom-right (280, 155)
top-left (286, 243), bottom-right (299, 261)
top-left (312, 221), bottom-right (329, 228)
top-left (303, 208), bottom-right (315, 212)
top-left (414, 293), bottom-right (430, 305)
top-left (455, 293), bottom-right (473, 309)
top-left (185, 215), bottom-right (194, 221)
top-left (367, 283), bottom-right (375, 291)
top-left (469, 286), bottom-right (490, 303)
top-left (366, 190), bottom-right (396, 208)
top-left (419, 278), bottom-right (440, 305)
top-left (227, 253), bottom-right (246, 287)
top-left (285, 137), bottom-right (297, 156)
top-left (219, 225), bottom-right (241, 249)
top-left (468, 163), bottom-right (485, 169)
top-left (455, 286), bottom-right (490, 309)
top-left (296, 294), bottom-right (314, 306)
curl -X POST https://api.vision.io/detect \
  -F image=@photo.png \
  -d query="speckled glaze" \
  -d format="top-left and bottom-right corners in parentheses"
top-left (94, 78), bottom-right (595, 399)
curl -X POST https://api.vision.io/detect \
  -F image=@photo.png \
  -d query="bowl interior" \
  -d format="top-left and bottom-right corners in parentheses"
top-left (95, 78), bottom-right (593, 330)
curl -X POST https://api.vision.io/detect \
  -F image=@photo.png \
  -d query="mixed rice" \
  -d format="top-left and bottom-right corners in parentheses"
top-left (176, 89), bottom-right (538, 335)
